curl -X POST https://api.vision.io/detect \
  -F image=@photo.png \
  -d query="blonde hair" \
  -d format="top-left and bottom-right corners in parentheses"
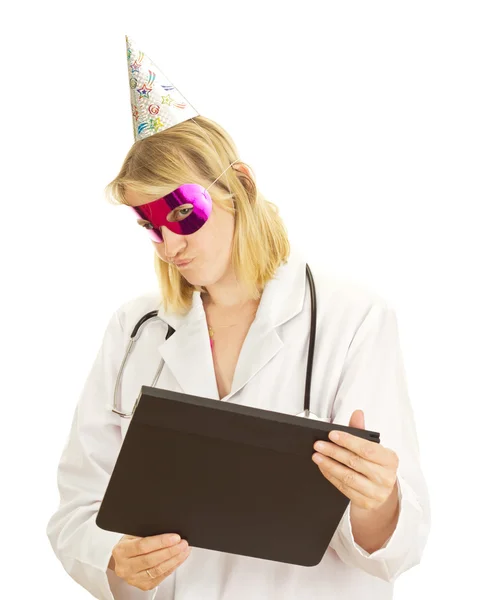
top-left (104, 115), bottom-right (290, 314)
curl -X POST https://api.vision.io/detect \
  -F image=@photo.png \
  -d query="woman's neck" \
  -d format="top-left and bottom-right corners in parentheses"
top-left (201, 283), bottom-right (259, 310)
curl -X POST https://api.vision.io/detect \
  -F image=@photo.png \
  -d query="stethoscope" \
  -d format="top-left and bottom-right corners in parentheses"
top-left (112, 264), bottom-right (322, 421)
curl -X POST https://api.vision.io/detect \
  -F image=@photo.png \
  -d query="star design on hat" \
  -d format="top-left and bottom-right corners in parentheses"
top-left (136, 83), bottom-right (152, 98)
top-left (151, 117), bottom-right (164, 131)
top-left (129, 61), bottom-right (142, 75)
top-left (161, 94), bottom-right (174, 106)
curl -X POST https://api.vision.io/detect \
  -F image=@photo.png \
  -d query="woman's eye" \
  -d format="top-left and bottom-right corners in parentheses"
top-left (138, 221), bottom-right (154, 230)
top-left (167, 205), bottom-right (193, 222)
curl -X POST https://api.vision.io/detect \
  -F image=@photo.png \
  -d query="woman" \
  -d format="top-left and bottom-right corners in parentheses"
top-left (46, 114), bottom-right (430, 599)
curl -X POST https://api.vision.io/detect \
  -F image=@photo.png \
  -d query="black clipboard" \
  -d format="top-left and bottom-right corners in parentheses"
top-left (96, 386), bottom-right (380, 567)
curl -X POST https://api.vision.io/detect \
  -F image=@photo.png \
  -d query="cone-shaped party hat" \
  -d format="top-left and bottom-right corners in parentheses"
top-left (125, 35), bottom-right (199, 142)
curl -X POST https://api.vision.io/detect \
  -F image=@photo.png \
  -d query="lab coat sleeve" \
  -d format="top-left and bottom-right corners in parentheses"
top-left (46, 309), bottom-right (160, 600)
top-left (328, 302), bottom-right (431, 584)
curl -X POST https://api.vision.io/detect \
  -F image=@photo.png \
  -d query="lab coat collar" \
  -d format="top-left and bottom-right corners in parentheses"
top-left (156, 243), bottom-right (307, 401)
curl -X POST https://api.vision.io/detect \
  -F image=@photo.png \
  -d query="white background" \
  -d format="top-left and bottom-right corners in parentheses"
top-left (2, 1), bottom-right (489, 597)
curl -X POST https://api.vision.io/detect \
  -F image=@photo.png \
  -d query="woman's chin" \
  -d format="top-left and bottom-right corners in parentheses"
top-left (183, 274), bottom-right (216, 288)
top-left (180, 273), bottom-right (205, 286)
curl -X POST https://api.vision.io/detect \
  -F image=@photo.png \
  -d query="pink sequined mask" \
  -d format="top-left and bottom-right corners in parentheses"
top-left (128, 183), bottom-right (213, 242)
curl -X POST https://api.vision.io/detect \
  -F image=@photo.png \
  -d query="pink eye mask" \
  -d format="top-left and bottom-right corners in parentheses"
top-left (128, 183), bottom-right (212, 242)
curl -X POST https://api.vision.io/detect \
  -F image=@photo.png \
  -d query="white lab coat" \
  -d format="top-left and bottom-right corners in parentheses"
top-left (46, 244), bottom-right (430, 600)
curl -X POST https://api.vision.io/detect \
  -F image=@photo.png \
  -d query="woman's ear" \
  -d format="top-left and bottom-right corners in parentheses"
top-left (232, 162), bottom-right (255, 192)
top-left (233, 162), bottom-right (251, 177)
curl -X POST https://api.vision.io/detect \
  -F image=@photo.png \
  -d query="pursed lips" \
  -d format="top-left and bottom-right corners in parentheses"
top-left (174, 259), bottom-right (193, 267)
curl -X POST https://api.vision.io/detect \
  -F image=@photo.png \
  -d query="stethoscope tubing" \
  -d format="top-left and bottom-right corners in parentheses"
top-left (113, 264), bottom-right (317, 419)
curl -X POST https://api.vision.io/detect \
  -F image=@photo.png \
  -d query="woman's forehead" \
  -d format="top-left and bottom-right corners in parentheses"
top-left (123, 187), bottom-right (172, 207)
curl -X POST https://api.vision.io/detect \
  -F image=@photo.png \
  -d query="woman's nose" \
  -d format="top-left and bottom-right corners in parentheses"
top-left (159, 226), bottom-right (187, 259)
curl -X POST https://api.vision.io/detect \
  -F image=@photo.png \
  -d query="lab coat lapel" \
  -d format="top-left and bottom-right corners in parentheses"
top-left (156, 244), bottom-right (307, 401)
top-left (228, 245), bottom-right (307, 398)
top-left (157, 292), bottom-right (220, 399)
top-left (225, 318), bottom-right (283, 399)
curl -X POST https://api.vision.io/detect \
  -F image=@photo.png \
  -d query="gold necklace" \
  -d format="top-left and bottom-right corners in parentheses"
top-left (207, 322), bottom-right (238, 339)
top-left (206, 304), bottom-right (259, 340)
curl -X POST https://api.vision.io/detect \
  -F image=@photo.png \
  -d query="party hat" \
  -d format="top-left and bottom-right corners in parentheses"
top-left (125, 35), bottom-right (199, 141)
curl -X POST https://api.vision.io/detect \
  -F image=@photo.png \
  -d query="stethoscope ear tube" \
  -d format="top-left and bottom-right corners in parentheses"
top-left (113, 312), bottom-right (173, 417)
top-left (303, 264), bottom-right (317, 417)
top-left (130, 310), bottom-right (160, 340)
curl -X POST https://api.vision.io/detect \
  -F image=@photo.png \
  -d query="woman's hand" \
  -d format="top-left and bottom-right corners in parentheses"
top-left (312, 409), bottom-right (399, 511)
top-left (109, 532), bottom-right (191, 591)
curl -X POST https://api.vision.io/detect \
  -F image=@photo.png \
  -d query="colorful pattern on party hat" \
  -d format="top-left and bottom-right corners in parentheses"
top-left (125, 35), bottom-right (199, 142)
